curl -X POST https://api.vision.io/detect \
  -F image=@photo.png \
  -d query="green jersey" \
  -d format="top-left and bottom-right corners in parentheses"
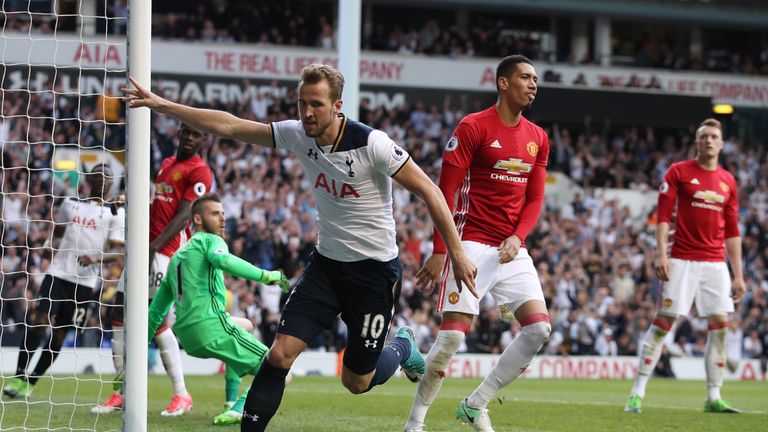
top-left (148, 231), bottom-right (267, 352)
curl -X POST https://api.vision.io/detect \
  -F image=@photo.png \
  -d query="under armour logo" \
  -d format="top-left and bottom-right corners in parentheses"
top-left (243, 411), bottom-right (259, 422)
top-left (364, 339), bottom-right (378, 349)
top-left (345, 156), bottom-right (355, 177)
top-left (280, 319), bottom-right (285, 327)
top-left (308, 148), bottom-right (319, 160)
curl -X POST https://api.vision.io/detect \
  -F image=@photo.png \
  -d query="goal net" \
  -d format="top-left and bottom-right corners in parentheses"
top-left (1, 1), bottom-right (129, 430)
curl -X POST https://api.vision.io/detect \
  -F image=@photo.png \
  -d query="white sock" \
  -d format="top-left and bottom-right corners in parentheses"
top-left (112, 324), bottom-right (125, 375)
top-left (630, 323), bottom-right (668, 398)
top-left (467, 321), bottom-right (550, 409)
top-left (705, 325), bottom-right (727, 401)
top-left (155, 328), bottom-right (188, 396)
top-left (405, 329), bottom-right (464, 428)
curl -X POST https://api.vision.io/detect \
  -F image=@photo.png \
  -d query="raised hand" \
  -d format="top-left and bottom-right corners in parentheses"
top-left (122, 77), bottom-right (166, 110)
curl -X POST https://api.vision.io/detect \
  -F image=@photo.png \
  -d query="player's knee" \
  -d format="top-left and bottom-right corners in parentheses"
top-left (266, 341), bottom-right (301, 369)
top-left (652, 314), bottom-right (676, 333)
top-left (51, 327), bottom-right (69, 345)
top-left (111, 293), bottom-right (125, 323)
top-left (521, 321), bottom-right (551, 346)
top-left (341, 374), bottom-right (369, 394)
top-left (428, 329), bottom-right (465, 370)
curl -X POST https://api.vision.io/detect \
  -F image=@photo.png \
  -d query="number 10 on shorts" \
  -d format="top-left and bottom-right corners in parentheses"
top-left (360, 313), bottom-right (385, 339)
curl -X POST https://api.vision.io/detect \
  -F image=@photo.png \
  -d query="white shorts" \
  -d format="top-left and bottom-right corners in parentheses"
top-left (116, 253), bottom-right (171, 298)
top-left (660, 258), bottom-right (734, 317)
top-left (437, 241), bottom-right (544, 316)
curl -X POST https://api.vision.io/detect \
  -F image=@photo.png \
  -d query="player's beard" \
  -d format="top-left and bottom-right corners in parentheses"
top-left (302, 112), bottom-right (335, 138)
top-left (202, 219), bottom-right (225, 238)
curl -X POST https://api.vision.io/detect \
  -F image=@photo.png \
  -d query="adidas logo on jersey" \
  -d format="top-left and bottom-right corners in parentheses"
top-left (490, 140), bottom-right (502, 148)
top-left (691, 178), bottom-right (700, 185)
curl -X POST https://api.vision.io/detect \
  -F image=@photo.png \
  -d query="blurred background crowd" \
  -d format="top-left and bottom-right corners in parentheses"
top-left (2, 0), bottom-right (768, 75)
top-left (2, 81), bottom-right (767, 372)
top-left (1, 0), bottom-right (767, 377)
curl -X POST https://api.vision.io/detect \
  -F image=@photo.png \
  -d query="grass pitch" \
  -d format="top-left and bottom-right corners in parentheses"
top-left (1, 374), bottom-right (766, 431)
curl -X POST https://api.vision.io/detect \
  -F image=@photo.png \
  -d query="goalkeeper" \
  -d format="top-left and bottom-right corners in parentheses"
top-left (147, 192), bottom-right (289, 425)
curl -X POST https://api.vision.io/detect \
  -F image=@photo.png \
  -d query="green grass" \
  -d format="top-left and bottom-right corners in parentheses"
top-left (1, 375), bottom-right (766, 431)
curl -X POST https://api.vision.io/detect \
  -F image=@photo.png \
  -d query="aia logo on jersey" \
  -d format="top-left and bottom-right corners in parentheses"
top-left (526, 141), bottom-right (539, 156)
top-left (693, 190), bottom-right (725, 204)
top-left (314, 173), bottom-right (360, 199)
top-left (72, 215), bottom-right (97, 230)
top-left (493, 158), bottom-right (532, 175)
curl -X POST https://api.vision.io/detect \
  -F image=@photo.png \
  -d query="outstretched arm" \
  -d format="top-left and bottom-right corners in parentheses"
top-left (207, 241), bottom-right (290, 292)
top-left (122, 77), bottom-right (274, 147)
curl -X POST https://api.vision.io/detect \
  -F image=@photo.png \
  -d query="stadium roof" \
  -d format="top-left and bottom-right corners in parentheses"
top-left (370, 0), bottom-right (768, 30)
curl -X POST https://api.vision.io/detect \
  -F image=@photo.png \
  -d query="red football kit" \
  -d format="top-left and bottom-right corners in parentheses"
top-left (657, 159), bottom-right (739, 262)
top-left (150, 155), bottom-right (213, 256)
top-left (433, 105), bottom-right (549, 253)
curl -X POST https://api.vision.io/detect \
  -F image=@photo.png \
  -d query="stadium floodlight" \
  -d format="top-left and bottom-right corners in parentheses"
top-left (712, 104), bottom-right (734, 115)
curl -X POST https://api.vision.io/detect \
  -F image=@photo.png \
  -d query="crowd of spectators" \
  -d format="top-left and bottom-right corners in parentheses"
top-left (2, 80), bottom-right (767, 376)
top-left (3, 1), bottom-right (768, 76)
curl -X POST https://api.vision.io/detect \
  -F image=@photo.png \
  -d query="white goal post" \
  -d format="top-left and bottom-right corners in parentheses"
top-left (0, 1), bottom-right (150, 431)
top-left (124, 1), bottom-right (150, 431)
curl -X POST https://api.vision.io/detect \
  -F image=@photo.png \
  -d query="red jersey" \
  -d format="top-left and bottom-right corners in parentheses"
top-left (151, 155), bottom-right (213, 256)
top-left (433, 106), bottom-right (549, 253)
top-left (657, 159), bottom-right (739, 262)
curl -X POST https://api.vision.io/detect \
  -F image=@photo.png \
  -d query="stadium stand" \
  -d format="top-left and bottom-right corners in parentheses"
top-left (1, 1), bottom-right (766, 374)
top-left (2, 78), bottom-right (766, 365)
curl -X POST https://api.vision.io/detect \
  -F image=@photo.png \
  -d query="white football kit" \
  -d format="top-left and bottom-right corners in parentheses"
top-left (270, 114), bottom-right (410, 262)
top-left (439, 242), bottom-right (543, 315)
top-left (660, 259), bottom-right (733, 316)
top-left (48, 198), bottom-right (125, 289)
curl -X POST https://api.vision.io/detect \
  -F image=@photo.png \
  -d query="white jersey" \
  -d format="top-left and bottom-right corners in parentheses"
top-left (49, 198), bottom-right (125, 288)
top-left (271, 115), bottom-right (410, 262)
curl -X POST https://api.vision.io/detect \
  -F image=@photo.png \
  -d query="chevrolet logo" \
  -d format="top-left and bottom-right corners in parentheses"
top-left (494, 158), bottom-right (532, 175)
top-left (693, 190), bottom-right (725, 204)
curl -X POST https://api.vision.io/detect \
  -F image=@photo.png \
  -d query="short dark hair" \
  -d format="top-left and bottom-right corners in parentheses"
top-left (299, 64), bottom-right (345, 102)
top-left (496, 55), bottom-right (534, 92)
top-left (191, 193), bottom-right (221, 216)
top-left (179, 122), bottom-right (208, 138)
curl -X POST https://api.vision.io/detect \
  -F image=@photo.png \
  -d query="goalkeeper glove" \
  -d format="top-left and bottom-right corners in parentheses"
top-left (261, 270), bottom-right (290, 293)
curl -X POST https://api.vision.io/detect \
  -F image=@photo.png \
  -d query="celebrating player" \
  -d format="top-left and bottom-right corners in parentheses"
top-left (93, 123), bottom-right (213, 416)
top-left (404, 55), bottom-right (550, 432)
top-left (122, 63), bottom-right (477, 432)
top-left (147, 193), bottom-right (289, 425)
top-left (3, 164), bottom-right (124, 399)
top-left (625, 118), bottom-right (745, 414)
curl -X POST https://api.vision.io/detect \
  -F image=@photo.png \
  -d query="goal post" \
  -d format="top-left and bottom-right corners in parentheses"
top-left (0, 0), bottom-right (150, 430)
top-left (124, 0), bottom-right (151, 431)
